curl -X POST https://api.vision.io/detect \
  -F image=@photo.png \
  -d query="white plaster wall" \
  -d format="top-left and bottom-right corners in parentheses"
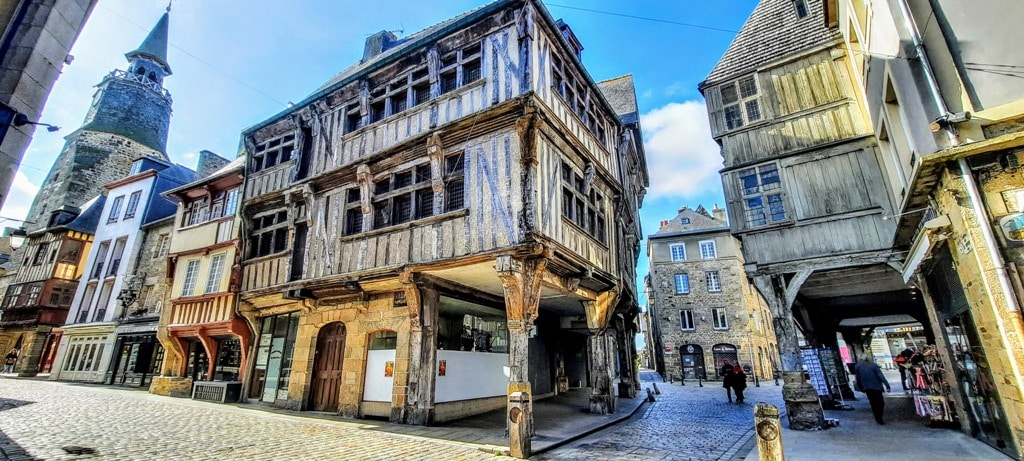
top-left (363, 349), bottom-right (396, 402)
top-left (434, 350), bottom-right (508, 403)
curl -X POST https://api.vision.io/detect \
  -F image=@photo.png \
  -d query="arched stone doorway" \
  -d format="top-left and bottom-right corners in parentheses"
top-left (310, 322), bottom-right (347, 412)
top-left (679, 343), bottom-right (706, 380)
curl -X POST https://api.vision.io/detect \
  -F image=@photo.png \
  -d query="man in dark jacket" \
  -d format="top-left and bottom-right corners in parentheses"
top-left (732, 366), bottom-right (748, 403)
top-left (721, 361), bottom-right (735, 402)
top-left (854, 357), bottom-right (891, 424)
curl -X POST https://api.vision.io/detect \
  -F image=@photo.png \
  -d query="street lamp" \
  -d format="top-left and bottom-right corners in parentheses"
top-left (8, 227), bottom-right (27, 249)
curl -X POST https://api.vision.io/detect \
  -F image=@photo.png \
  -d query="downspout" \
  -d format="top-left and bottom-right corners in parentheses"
top-left (958, 158), bottom-right (1024, 401)
top-left (894, 0), bottom-right (959, 146)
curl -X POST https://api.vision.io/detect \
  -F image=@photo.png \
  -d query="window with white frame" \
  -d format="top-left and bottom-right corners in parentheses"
top-left (674, 273), bottom-right (690, 294)
top-left (720, 75), bottom-right (761, 130)
top-left (204, 254), bottom-right (226, 294)
top-left (680, 309), bottom-right (695, 331)
top-left (739, 163), bottom-right (787, 227)
top-left (705, 271), bottom-right (722, 293)
top-left (670, 243), bottom-right (686, 261)
top-left (152, 234), bottom-right (170, 259)
top-left (108, 195), bottom-right (124, 223)
top-left (124, 191), bottom-right (142, 219)
top-left (181, 259), bottom-right (200, 297)
top-left (794, 0), bottom-right (809, 18)
top-left (712, 307), bottom-right (729, 330)
top-left (699, 240), bottom-right (717, 259)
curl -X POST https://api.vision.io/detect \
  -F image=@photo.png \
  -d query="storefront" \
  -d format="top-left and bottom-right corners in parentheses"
top-left (712, 343), bottom-right (738, 378)
top-left (679, 344), bottom-right (706, 380)
top-left (107, 332), bottom-right (162, 387)
top-left (248, 311), bottom-right (299, 405)
top-left (925, 246), bottom-right (1016, 456)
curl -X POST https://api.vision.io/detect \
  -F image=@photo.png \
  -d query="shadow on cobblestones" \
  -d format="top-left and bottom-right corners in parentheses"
top-left (0, 398), bottom-right (37, 461)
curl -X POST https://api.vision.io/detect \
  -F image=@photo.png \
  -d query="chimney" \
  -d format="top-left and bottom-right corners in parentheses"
top-left (712, 203), bottom-right (727, 222)
top-left (363, 31), bottom-right (399, 62)
top-left (660, 220), bottom-right (668, 228)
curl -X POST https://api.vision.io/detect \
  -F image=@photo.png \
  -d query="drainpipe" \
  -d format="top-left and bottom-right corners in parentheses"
top-left (958, 158), bottom-right (1024, 401)
top-left (895, 0), bottom-right (959, 146)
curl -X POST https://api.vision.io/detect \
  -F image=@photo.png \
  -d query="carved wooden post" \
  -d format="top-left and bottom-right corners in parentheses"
top-left (755, 402), bottom-right (785, 461)
top-left (356, 164), bottom-right (372, 232)
top-left (752, 273), bottom-right (824, 430)
top-left (496, 254), bottom-right (546, 459)
top-left (582, 290), bottom-right (618, 414)
top-left (427, 134), bottom-right (445, 215)
top-left (399, 273), bottom-right (438, 425)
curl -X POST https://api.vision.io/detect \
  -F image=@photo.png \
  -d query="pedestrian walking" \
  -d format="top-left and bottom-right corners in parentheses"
top-left (4, 349), bottom-right (18, 374)
top-left (732, 365), bottom-right (748, 403)
top-left (854, 356), bottom-right (891, 424)
top-left (721, 360), bottom-right (735, 402)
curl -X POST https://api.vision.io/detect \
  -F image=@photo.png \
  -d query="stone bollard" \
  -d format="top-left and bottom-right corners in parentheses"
top-left (646, 388), bottom-right (656, 402)
top-left (652, 382), bottom-right (661, 394)
top-left (754, 402), bottom-right (784, 461)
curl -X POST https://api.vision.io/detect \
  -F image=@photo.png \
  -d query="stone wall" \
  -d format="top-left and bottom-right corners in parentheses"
top-left (127, 219), bottom-right (174, 317)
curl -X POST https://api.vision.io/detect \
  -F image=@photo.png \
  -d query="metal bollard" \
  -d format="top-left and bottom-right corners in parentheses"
top-left (646, 388), bottom-right (656, 402)
top-left (754, 402), bottom-right (784, 461)
top-left (652, 382), bottom-right (661, 394)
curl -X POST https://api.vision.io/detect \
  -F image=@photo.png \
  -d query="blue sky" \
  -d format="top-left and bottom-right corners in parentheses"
top-left (1, 0), bottom-right (758, 305)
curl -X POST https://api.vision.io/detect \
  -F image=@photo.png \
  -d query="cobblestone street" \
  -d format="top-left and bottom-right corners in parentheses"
top-left (537, 372), bottom-right (785, 461)
top-left (0, 378), bottom-right (502, 461)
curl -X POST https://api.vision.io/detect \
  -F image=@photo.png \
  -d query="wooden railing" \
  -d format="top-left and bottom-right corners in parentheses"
top-left (169, 294), bottom-right (235, 326)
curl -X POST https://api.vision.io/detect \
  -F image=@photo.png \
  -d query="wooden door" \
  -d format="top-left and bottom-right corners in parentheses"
top-left (310, 322), bottom-right (346, 412)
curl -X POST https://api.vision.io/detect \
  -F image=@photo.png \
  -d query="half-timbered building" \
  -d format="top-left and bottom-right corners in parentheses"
top-left (151, 152), bottom-right (247, 401)
top-left (237, 1), bottom-right (646, 454)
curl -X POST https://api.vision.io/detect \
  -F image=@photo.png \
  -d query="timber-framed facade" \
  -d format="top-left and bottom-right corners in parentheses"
top-left (237, 0), bottom-right (646, 447)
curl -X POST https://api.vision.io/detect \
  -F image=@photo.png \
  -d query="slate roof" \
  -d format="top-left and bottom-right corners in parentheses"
top-left (700, 0), bottom-right (839, 88)
top-left (597, 74), bottom-right (639, 125)
top-left (65, 195), bottom-right (107, 234)
top-left (649, 205), bottom-right (729, 239)
top-left (126, 11), bottom-right (171, 73)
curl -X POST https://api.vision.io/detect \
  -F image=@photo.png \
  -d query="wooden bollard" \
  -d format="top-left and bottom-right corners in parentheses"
top-left (754, 402), bottom-right (784, 461)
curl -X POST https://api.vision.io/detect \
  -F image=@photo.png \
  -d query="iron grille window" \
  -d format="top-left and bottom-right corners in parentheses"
top-left (31, 242), bottom-right (49, 266)
top-left (249, 211), bottom-right (289, 258)
top-left (370, 162), bottom-right (438, 231)
top-left (739, 163), bottom-right (786, 227)
top-left (559, 162), bottom-right (607, 243)
top-left (444, 154), bottom-right (465, 212)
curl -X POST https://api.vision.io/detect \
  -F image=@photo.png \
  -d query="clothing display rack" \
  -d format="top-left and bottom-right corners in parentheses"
top-left (905, 345), bottom-right (957, 424)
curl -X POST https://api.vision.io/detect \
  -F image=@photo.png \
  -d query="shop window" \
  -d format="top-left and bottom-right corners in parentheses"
top-left (249, 312), bottom-right (300, 402)
top-left (213, 338), bottom-right (242, 381)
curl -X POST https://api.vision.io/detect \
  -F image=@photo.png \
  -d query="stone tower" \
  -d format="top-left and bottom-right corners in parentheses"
top-left (23, 11), bottom-right (173, 234)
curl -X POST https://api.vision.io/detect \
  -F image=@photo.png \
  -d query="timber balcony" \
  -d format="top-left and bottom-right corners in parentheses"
top-left (168, 293), bottom-right (236, 326)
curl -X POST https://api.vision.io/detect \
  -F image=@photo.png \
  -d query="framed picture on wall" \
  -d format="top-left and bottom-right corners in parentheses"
top-left (438, 360), bottom-right (446, 376)
top-left (384, 361), bottom-right (394, 377)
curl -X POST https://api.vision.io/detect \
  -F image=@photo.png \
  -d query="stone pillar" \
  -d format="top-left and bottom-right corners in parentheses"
top-left (588, 332), bottom-right (617, 414)
top-left (496, 254), bottom-right (546, 459)
top-left (753, 274), bottom-right (824, 430)
top-left (16, 326), bottom-right (51, 376)
top-left (401, 279), bottom-right (439, 426)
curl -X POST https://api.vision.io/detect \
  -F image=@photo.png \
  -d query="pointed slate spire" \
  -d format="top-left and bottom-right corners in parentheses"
top-left (125, 11), bottom-right (171, 74)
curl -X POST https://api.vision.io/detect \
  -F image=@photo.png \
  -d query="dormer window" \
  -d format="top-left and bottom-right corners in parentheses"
top-left (794, 0), bottom-right (810, 19)
top-left (681, 217), bottom-right (690, 224)
top-left (720, 75), bottom-right (761, 130)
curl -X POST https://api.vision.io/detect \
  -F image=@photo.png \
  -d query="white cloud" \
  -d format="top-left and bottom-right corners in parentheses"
top-left (640, 101), bottom-right (723, 199)
top-left (0, 170), bottom-right (40, 224)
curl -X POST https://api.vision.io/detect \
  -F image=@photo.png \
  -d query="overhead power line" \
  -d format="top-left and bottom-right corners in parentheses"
top-left (545, 3), bottom-right (739, 34)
